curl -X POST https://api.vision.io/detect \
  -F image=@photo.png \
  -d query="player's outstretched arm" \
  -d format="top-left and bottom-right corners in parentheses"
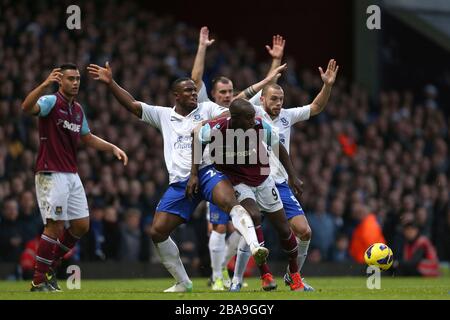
top-left (21, 68), bottom-right (63, 115)
top-left (234, 63), bottom-right (287, 101)
top-left (265, 35), bottom-right (286, 84)
top-left (191, 26), bottom-right (215, 91)
top-left (87, 62), bottom-right (143, 118)
top-left (310, 59), bottom-right (339, 116)
top-left (81, 133), bottom-right (128, 165)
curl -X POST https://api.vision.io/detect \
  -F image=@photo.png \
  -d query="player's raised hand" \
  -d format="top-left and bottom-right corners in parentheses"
top-left (288, 176), bottom-right (304, 199)
top-left (87, 61), bottom-right (113, 84)
top-left (185, 174), bottom-right (199, 200)
top-left (112, 145), bottom-right (128, 166)
top-left (199, 26), bottom-right (215, 47)
top-left (267, 63), bottom-right (287, 83)
top-left (266, 35), bottom-right (286, 60)
top-left (319, 59), bottom-right (339, 87)
top-left (43, 68), bottom-right (63, 87)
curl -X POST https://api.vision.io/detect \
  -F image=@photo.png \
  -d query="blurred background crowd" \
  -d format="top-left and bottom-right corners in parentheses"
top-left (0, 0), bottom-right (449, 278)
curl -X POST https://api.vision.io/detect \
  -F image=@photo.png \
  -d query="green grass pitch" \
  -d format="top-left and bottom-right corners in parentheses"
top-left (0, 277), bottom-right (449, 300)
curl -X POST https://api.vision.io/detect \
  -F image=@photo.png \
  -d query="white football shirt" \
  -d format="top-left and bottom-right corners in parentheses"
top-left (140, 101), bottom-right (228, 184)
top-left (252, 101), bottom-right (311, 183)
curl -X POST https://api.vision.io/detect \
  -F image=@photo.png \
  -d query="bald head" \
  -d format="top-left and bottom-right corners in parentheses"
top-left (230, 98), bottom-right (253, 116)
top-left (229, 98), bottom-right (255, 130)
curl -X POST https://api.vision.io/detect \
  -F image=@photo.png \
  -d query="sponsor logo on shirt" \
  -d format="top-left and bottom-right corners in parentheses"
top-left (59, 119), bottom-right (81, 133)
top-left (174, 135), bottom-right (192, 150)
top-left (280, 117), bottom-right (289, 126)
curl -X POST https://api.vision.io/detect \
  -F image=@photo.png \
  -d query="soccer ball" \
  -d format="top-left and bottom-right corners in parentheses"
top-left (364, 243), bottom-right (394, 271)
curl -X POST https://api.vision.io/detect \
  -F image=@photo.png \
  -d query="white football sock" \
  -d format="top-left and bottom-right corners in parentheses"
top-left (209, 230), bottom-right (226, 280)
top-left (154, 237), bottom-right (190, 284)
top-left (232, 236), bottom-right (251, 285)
top-left (222, 230), bottom-right (241, 269)
top-left (229, 205), bottom-right (259, 251)
top-left (297, 237), bottom-right (310, 272)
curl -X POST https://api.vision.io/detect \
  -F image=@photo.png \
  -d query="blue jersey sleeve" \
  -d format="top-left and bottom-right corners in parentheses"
top-left (37, 95), bottom-right (57, 117)
top-left (80, 108), bottom-right (90, 136)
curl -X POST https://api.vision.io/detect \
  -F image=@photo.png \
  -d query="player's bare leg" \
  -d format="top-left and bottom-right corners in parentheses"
top-left (31, 219), bottom-right (65, 292)
top-left (265, 209), bottom-right (305, 291)
top-left (210, 180), bottom-right (269, 266)
top-left (150, 211), bottom-right (192, 292)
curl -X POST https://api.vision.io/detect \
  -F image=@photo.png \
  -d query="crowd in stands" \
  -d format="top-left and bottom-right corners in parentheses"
top-left (1, 1), bottom-right (448, 277)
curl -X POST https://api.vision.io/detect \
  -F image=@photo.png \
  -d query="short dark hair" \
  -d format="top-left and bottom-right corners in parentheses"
top-left (212, 76), bottom-right (232, 90)
top-left (59, 63), bottom-right (78, 71)
top-left (262, 83), bottom-right (283, 97)
top-left (229, 98), bottom-right (253, 114)
top-left (171, 77), bottom-right (193, 92)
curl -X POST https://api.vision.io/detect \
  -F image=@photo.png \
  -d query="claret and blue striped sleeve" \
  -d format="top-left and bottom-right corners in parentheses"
top-left (37, 95), bottom-right (57, 117)
top-left (198, 123), bottom-right (212, 144)
top-left (262, 120), bottom-right (279, 146)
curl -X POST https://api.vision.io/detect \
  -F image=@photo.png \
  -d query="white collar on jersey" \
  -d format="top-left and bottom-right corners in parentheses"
top-left (170, 105), bottom-right (200, 120)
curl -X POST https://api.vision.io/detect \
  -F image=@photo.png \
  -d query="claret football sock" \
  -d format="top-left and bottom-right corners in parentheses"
top-left (281, 231), bottom-right (299, 274)
top-left (33, 234), bottom-right (58, 284)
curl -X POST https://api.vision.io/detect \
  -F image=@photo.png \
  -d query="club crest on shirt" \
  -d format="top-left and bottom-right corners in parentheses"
top-left (75, 113), bottom-right (81, 123)
top-left (211, 212), bottom-right (219, 222)
top-left (55, 206), bottom-right (63, 215)
top-left (193, 114), bottom-right (202, 122)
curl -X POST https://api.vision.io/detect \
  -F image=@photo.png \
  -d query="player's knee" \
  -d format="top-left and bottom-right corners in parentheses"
top-left (220, 200), bottom-right (237, 214)
top-left (70, 223), bottom-right (89, 238)
top-left (297, 223), bottom-right (311, 240)
top-left (44, 221), bottom-right (65, 238)
top-left (212, 224), bottom-right (227, 234)
top-left (150, 224), bottom-right (168, 243)
top-left (252, 214), bottom-right (262, 226)
top-left (275, 222), bottom-right (291, 240)
top-left (303, 225), bottom-right (312, 240)
top-left (214, 193), bottom-right (239, 214)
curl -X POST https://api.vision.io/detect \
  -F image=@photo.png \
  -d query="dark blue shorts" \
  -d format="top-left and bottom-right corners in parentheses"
top-left (156, 166), bottom-right (228, 221)
top-left (276, 182), bottom-right (305, 220)
top-left (209, 203), bottom-right (230, 225)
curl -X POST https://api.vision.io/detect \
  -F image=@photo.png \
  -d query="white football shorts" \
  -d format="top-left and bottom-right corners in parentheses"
top-left (35, 172), bottom-right (89, 224)
top-left (233, 176), bottom-right (283, 213)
